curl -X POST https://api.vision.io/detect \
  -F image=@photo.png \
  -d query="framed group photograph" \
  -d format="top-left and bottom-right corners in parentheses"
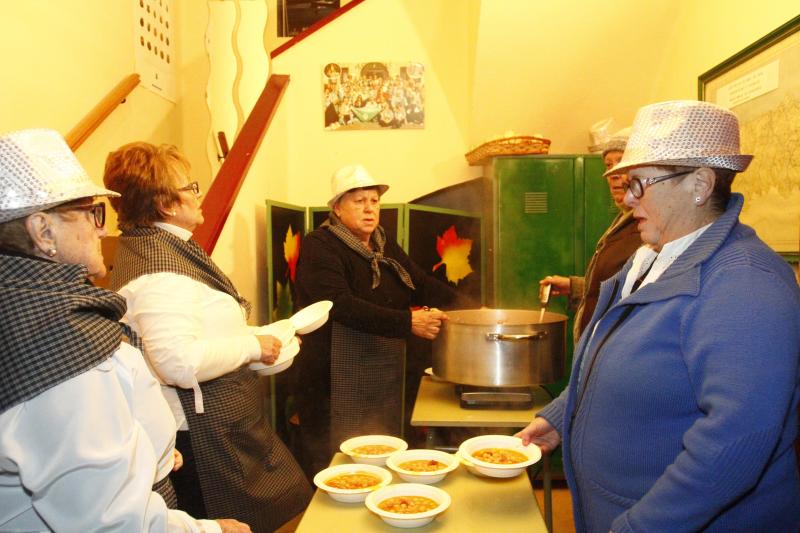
top-left (323, 61), bottom-right (425, 131)
top-left (699, 15), bottom-right (800, 256)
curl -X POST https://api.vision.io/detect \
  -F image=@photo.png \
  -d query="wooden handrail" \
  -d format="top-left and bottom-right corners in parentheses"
top-left (193, 74), bottom-right (291, 253)
top-left (271, 0), bottom-right (366, 59)
top-left (66, 74), bottom-right (141, 151)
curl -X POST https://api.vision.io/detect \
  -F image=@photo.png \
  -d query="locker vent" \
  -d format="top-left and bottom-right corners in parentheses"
top-left (524, 192), bottom-right (548, 214)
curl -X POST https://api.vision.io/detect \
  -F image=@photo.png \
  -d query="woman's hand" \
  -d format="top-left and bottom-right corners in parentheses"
top-left (539, 275), bottom-right (570, 297)
top-left (255, 335), bottom-right (282, 365)
top-left (411, 308), bottom-right (448, 340)
top-left (216, 519), bottom-right (252, 533)
top-left (514, 417), bottom-right (561, 454)
top-left (172, 449), bottom-right (183, 471)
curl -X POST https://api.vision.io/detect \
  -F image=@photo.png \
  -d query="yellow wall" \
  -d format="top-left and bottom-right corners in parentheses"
top-left (1, 1), bottom-right (173, 179)
top-left (656, 0), bottom-right (800, 101)
top-left (471, 0), bottom-right (673, 151)
top-left (0, 0), bottom-right (212, 233)
top-left (471, 0), bottom-right (799, 152)
top-left (272, 0), bottom-right (477, 205)
top-left (3, 0), bottom-right (797, 322)
top-left (212, 0), bottom-right (478, 323)
top-left (176, 1), bottom-right (213, 192)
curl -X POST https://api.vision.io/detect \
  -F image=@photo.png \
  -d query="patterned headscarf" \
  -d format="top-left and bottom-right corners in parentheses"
top-left (110, 226), bottom-right (252, 317)
top-left (325, 212), bottom-right (414, 290)
top-left (0, 251), bottom-right (131, 412)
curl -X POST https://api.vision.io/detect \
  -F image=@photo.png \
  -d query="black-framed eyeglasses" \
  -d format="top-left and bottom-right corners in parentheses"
top-left (51, 202), bottom-right (106, 228)
top-left (177, 181), bottom-right (201, 196)
top-left (627, 170), bottom-right (693, 199)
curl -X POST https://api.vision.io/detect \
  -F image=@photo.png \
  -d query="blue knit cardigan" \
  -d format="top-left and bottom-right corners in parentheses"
top-left (538, 194), bottom-right (800, 532)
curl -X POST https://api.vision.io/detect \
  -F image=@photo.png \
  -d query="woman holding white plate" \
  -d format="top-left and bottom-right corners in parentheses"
top-left (104, 142), bottom-right (311, 532)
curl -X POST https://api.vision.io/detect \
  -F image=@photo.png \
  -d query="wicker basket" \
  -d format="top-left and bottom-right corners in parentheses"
top-left (465, 135), bottom-right (551, 166)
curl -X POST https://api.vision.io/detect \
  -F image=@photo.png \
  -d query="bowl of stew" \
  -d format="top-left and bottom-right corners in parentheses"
top-left (385, 449), bottom-right (459, 484)
top-left (365, 483), bottom-right (451, 528)
top-left (312, 463), bottom-right (392, 503)
top-left (340, 435), bottom-right (408, 466)
top-left (458, 435), bottom-right (541, 478)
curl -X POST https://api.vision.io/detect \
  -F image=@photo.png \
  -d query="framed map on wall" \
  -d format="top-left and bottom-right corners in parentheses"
top-left (699, 15), bottom-right (800, 255)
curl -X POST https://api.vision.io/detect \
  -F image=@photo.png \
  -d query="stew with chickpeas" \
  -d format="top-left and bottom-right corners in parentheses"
top-left (325, 472), bottom-right (381, 489)
top-left (378, 495), bottom-right (439, 514)
top-left (472, 448), bottom-right (528, 464)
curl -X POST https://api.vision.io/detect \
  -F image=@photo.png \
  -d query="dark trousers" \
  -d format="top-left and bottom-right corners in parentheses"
top-left (170, 430), bottom-right (208, 519)
top-left (294, 396), bottom-right (333, 482)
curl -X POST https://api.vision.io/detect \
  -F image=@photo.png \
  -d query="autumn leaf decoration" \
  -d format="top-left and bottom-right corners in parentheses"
top-left (283, 225), bottom-right (301, 282)
top-left (273, 280), bottom-right (294, 321)
top-left (432, 225), bottom-right (473, 285)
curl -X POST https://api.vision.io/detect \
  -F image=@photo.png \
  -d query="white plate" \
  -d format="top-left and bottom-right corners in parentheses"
top-left (385, 449), bottom-right (459, 484)
top-left (457, 435), bottom-right (541, 478)
top-left (249, 336), bottom-right (300, 376)
top-left (423, 367), bottom-right (447, 382)
top-left (290, 300), bottom-right (333, 334)
top-left (313, 463), bottom-right (392, 503)
top-left (365, 483), bottom-right (451, 528)
top-left (254, 318), bottom-right (296, 344)
top-left (454, 450), bottom-right (488, 477)
top-left (340, 435), bottom-right (408, 466)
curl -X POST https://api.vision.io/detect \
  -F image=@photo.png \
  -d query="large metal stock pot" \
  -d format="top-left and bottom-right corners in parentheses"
top-left (431, 308), bottom-right (567, 387)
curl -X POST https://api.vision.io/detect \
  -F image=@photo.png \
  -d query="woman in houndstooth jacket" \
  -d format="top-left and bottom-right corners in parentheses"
top-left (104, 142), bottom-right (311, 533)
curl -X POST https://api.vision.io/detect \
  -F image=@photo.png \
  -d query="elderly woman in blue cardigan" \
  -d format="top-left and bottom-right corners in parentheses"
top-left (517, 100), bottom-right (800, 533)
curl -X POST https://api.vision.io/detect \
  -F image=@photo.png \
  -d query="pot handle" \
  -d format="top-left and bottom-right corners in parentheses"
top-left (486, 331), bottom-right (548, 342)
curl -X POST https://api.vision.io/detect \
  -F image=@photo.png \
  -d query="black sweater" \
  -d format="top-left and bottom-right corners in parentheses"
top-left (291, 227), bottom-right (460, 402)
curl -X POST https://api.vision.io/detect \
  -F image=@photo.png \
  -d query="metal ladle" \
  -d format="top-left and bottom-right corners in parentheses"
top-left (538, 282), bottom-right (552, 323)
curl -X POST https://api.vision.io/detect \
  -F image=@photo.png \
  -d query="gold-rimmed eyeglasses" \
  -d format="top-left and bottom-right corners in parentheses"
top-left (51, 202), bottom-right (106, 228)
top-left (177, 181), bottom-right (201, 196)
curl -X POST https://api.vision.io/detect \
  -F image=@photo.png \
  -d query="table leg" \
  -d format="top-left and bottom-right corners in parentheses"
top-left (543, 453), bottom-right (552, 533)
top-left (425, 426), bottom-right (437, 449)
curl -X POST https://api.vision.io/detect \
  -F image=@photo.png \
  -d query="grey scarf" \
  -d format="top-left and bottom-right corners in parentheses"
top-left (325, 212), bottom-right (414, 290)
top-left (0, 252), bottom-right (133, 412)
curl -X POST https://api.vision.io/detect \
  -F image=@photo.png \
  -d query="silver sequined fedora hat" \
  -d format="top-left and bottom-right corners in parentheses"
top-left (604, 100), bottom-right (753, 177)
top-left (0, 128), bottom-right (119, 223)
top-left (601, 127), bottom-right (630, 158)
top-left (327, 164), bottom-right (389, 208)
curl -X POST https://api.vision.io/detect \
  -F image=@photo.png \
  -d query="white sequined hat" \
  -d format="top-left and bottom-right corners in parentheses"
top-left (604, 100), bottom-right (753, 177)
top-left (327, 164), bottom-right (389, 208)
top-left (0, 129), bottom-right (119, 223)
top-left (601, 127), bottom-right (630, 158)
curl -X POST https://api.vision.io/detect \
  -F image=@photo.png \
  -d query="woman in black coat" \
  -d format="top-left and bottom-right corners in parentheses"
top-left (292, 164), bottom-right (460, 478)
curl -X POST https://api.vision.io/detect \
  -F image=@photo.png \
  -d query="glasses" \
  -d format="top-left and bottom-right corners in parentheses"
top-left (627, 170), bottom-right (693, 199)
top-left (51, 202), bottom-right (106, 228)
top-left (177, 181), bottom-right (201, 196)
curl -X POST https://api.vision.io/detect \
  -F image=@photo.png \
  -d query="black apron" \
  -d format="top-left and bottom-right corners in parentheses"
top-left (329, 321), bottom-right (406, 449)
top-left (176, 367), bottom-right (311, 532)
top-left (110, 228), bottom-right (311, 531)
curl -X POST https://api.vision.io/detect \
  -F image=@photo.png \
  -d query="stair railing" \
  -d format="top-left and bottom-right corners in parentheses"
top-left (66, 74), bottom-right (141, 151)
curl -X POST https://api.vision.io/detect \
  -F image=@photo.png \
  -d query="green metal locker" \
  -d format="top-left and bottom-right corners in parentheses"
top-left (489, 154), bottom-right (617, 393)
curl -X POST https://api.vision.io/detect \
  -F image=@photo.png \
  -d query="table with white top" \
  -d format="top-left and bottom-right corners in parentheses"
top-left (294, 452), bottom-right (548, 532)
top-left (410, 376), bottom-right (554, 532)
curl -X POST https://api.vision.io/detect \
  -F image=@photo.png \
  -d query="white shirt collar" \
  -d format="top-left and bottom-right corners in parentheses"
top-left (621, 222), bottom-right (712, 299)
top-left (153, 222), bottom-right (193, 241)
